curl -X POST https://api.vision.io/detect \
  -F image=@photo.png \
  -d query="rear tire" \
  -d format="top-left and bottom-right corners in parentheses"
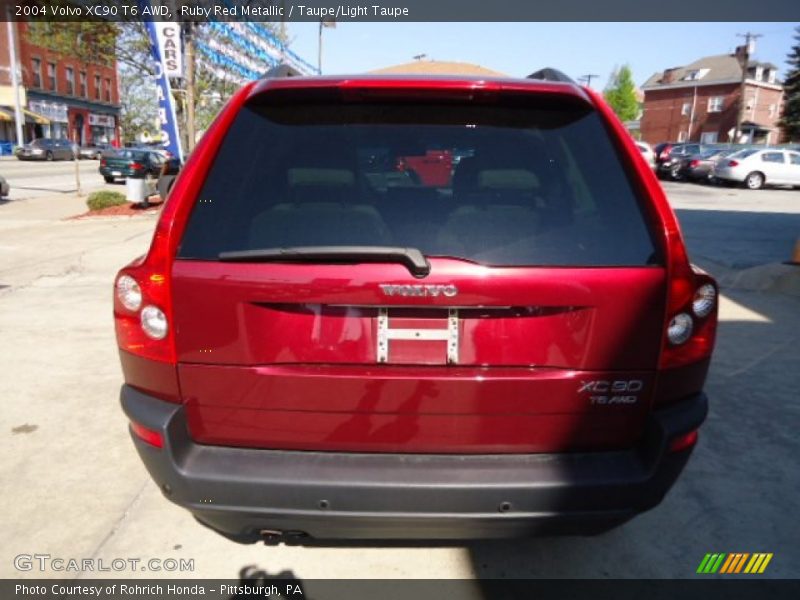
top-left (669, 164), bottom-right (682, 181)
top-left (45, 151), bottom-right (53, 161)
top-left (745, 172), bottom-right (764, 190)
top-left (103, 176), bottom-right (114, 183)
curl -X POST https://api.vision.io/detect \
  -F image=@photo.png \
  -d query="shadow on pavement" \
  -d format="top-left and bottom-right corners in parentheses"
top-left (467, 284), bottom-right (800, 579)
top-left (228, 565), bottom-right (306, 599)
top-left (675, 209), bottom-right (800, 270)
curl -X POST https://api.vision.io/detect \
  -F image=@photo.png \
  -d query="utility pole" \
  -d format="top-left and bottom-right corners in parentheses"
top-left (184, 23), bottom-right (196, 152)
top-left (5, 18), bottom-right (24, 147)
top-left (733, 32), bottom-right (762, 144)
top-left (579, 74), bottom-right (598, 88)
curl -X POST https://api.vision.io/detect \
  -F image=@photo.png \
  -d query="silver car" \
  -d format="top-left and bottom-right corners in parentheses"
top-left (713, 148), bottom-right (800, 189)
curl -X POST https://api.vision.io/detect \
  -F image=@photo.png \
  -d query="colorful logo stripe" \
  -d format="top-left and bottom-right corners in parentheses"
top-left (697, 553), bottom-right (773, 574)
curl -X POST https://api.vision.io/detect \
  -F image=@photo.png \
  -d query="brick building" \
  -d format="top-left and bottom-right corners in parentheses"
top-left (0, 23), bottom-right (120, 146)
top-left (640, 54), bottom-right (784, 146)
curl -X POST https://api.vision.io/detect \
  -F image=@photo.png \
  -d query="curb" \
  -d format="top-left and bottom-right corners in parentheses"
top-left (718, 263), bottom-right (800, 298)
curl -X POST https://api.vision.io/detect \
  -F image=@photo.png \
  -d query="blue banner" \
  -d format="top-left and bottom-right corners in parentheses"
top-left (144, 20), bottom-right (184, 161)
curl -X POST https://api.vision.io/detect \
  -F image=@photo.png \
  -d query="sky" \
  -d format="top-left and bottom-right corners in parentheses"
top-left (286, 22), bottom-right (799, 89)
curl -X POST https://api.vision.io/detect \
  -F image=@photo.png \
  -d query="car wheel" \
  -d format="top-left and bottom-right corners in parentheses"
top-left (45, 151), bottom-right (53, 161)
top-left (104, 176), bottom-right (114, 183)
top-left (669, 165), bottom-right (682, 180)
top-left (745, 172), bottom-right (764, 190)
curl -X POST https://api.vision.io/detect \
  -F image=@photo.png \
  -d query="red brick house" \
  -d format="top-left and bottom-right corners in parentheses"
top-left (0, 23), bottom-right (120, 145)
top-left (640, 54), bottom-right (784, 146)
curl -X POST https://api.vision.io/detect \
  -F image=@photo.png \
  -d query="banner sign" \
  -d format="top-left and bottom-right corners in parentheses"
top-left (144, 19), bottom-right (184, 161)
top-left (155, 22), bottom-right (183, 78)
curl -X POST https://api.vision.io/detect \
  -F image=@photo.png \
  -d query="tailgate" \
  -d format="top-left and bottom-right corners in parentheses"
top-left (172, 260), bottom-right (665, 453)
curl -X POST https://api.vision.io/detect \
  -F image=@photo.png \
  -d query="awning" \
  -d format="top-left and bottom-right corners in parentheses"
top-left (0, 106), bottom-right (50, 125)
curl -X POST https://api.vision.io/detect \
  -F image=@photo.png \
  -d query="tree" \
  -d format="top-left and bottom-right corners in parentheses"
top-left (604, 65), bottom-right (640, 123)
top-left (779, 26), bottom-right (800, 142)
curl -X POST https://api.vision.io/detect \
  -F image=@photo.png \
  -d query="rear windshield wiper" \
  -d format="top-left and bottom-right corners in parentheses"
top-left (218, 246), bottom-right (431, 278)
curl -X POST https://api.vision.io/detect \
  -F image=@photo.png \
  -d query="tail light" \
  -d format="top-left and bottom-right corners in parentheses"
top-left (100, 159), bottom-right (106, 167)
top-left (659, 264), bottom-right (718, 369)
top-left (113, 81), bottom-right (257, 402)
top-left (130, 162), bottom-right (144, 170)
top-left (689, 159), bottom-right (700, 168)
top-left (580, 88), bottom-right (718, 373)
top-left (727, 160), bottom-right (739, 167)
top-left (130, 421), bottom-right (163, 449)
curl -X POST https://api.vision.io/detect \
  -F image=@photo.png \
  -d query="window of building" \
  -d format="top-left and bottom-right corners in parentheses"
top-left (79, 71), bottom-right (87, 97)
top-left (768, 104), bottom-right (776, 118)
top-left (31, 58), bottom-right (42, 88)
top-left (755, 66), bottom-right (764, 81)
top-left (707, 96), bottom-right (724, 113)
top-left (681, 102), bottom-right (691, 116)
top-left (65, 67), bottom-right (74, 95)
top-left (47, 62), bottom-right (56, 91)
top-left (104, 78), bottom-right (111, 102)
top-left (677, 131), bottom-right (687, 142)
top-left (683, 68), bottom-right (710, 81)
top-left (94, 75), bottom-right (101, 100)
top-left (768, 70), bottom-right (777, 84)
top-left (700, 132), bottom-right (718, 144)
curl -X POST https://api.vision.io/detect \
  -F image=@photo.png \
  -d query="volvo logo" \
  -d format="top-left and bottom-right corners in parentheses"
top-left (379, 284), bottom-right (458, 298)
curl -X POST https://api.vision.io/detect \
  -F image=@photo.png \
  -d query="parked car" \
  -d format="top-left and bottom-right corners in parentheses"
top-left (634, 141), bottom-right (656, 169)
top-left (677, 148), bottom-right (737, 182)
top-left (79, 143), bottom-right (113, 160)
top-left (655, 142), bottom-right (704, 179)
top-left (99, 149), bottom-right (165, 183)
top-left (0, 174), bottom-right (9, 197)
top-left (713, 148), bottom-right (800, 189)
top-left (115, 73), bottom-right (717, 544)
top-left (14, 138), bottom-right (74, 161)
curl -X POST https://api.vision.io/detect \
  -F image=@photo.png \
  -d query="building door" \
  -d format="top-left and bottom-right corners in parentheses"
top-left (73, 114), bottom-right (85, 145)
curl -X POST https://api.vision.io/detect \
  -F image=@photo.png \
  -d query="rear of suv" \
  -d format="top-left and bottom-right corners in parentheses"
top-left (115, 74), bottom-right (717, 543)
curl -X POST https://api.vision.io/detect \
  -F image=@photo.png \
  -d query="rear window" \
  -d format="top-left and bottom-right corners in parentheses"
top-left (178, 98), bottom-right (657, 267)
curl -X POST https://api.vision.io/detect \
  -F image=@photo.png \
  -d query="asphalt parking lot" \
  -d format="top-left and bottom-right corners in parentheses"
top-left (1, 168), bottom-right (798, 581)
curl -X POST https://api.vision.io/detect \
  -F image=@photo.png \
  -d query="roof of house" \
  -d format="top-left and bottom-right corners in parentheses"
top-left (370, 60), bottom-right (507, 77)
top-left (642, 54), bottom-right (779, 89)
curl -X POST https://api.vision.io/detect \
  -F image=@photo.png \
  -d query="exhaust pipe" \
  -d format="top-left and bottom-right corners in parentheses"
top-left (259, 529), bottom-right (309, 545)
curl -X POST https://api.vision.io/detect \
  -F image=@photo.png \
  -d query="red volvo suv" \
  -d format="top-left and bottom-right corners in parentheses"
top-left (114, 72), bottom-right (717, 543)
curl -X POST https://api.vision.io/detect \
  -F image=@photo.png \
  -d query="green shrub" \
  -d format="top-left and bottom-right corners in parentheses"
top-left (86, 190), bottom-right (127, 211)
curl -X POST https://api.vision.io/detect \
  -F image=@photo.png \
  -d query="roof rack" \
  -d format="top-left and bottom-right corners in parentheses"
top-left (526, 68), bottom-right (575, 84)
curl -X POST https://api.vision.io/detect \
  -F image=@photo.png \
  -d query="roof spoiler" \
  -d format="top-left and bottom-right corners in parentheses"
top-left (526, 68), bottom-right (575, 84)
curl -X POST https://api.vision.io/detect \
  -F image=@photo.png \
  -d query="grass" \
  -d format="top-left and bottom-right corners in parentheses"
top-left (86, 190), bottom-right (127, 211)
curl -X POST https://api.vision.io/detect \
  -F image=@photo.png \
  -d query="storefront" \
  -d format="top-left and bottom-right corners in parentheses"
top-left (28, 99), bottom-right (68, 140)
top-left (88, 113), bottom-right (116, 144)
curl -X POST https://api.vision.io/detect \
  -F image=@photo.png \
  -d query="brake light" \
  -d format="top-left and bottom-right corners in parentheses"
top-left (100, 159), bottom-right (106, 167)
top-left (113, 81), bottom-right (257, 386)
top-left (727, 160), bottom-right (739, 167)
top-left (130, 162), bottom-right (144, 170)
top-left (130, 421), bottom-right (163, 449)
top-left (689, 159), bottom-right (700, 168)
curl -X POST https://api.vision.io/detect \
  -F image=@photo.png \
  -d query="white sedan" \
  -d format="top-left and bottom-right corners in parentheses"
top-left (635, 141), bottom-right (656, 170)
top-left (713, 148), bottom-right (800, 189)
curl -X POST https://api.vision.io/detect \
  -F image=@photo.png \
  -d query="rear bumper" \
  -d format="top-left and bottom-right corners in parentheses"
top-left (121, 385), bottom-right (707, 543)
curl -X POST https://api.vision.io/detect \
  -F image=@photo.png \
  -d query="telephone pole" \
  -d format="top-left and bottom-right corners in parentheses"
top-left (579, 74), bottom-right (599, 88)
top-left (733, 32), bottom-right (762, 144)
